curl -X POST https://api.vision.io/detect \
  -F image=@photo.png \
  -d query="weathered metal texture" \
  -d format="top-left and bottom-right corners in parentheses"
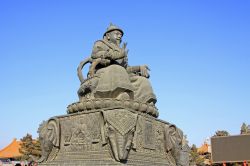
top-left (211, 135), bottom-right (250, 163)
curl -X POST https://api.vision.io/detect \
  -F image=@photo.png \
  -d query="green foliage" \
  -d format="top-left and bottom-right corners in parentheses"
top-left (19, 133), bottom-right (41, 161)
top-left (189, 144), bottom-right (205, 166)
top-left (32, 140), bottom-right (41, 156)
top-left (241, 122), bottom-right (248, 134)
top-left (213, 130), bottom-right (230, 137)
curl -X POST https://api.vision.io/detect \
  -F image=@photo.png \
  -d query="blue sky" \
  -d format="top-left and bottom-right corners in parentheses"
top-left (0, 0), bottom-right (250, 149)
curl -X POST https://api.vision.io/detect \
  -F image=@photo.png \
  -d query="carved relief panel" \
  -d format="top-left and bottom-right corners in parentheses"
top-left (60, 112), bottom-right (103, 152)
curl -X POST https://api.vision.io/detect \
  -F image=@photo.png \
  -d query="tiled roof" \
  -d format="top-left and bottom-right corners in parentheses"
top-left (0, 138), bottom-right (22, 158)
top-left (197, 143), bottom-right (211, 154)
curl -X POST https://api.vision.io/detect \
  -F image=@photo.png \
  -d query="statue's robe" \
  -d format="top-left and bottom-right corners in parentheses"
top-left (89, 39), bottom-right (156, 103)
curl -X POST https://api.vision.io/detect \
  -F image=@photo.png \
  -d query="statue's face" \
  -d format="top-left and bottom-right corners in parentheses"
top-left (107, 30), bottom-right (122, 45)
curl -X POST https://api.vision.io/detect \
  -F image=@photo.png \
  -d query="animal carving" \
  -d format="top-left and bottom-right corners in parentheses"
top-left (34, 118), bottom-right (60, 163)
top-left (164, 125), bottom-right (190, 166)
top-left (102, 109), bottom-right (138, 162)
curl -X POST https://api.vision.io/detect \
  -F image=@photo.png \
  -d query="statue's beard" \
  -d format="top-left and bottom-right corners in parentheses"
top-left (110, 38), bottom-right (121, 46)
top-left (116, 39), bottom-right (122, 46)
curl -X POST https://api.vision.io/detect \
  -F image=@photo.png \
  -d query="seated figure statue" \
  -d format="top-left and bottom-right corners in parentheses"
top-left (77, 23), bottom-right (156, 105)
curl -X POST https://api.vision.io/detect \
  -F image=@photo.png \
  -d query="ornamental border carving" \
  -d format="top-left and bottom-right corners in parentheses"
top-left (67, 98), bottom-right (159, 117)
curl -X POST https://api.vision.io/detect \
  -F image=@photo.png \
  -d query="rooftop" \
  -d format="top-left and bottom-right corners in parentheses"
top-left (0, 138), bottom-right (22, 158)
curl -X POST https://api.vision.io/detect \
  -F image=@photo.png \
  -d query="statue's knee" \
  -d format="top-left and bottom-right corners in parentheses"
top-left (107, 64), bottom-right (125, 71)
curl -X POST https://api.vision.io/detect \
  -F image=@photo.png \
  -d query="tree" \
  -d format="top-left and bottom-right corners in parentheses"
top-left (189, 144), bottom-right (205, 166)
top-left (32, 139), bottom-right (41, 157)
top-left (213, 130), bottom-right (230, 137)
top-left (19, 133), bottom-right (41, 161)
top-left (240, 122), bottom-right (248, 134)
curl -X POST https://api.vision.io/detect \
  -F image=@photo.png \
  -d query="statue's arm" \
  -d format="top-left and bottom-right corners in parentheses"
top-left (127, 66), bottom-right (140, 73)
top-left (91, 41), bottom-right (123, 60)
top-left (108, 49), bottom-right (125, 60)
top-left (91, 42), bottom-right (108, 59)
top-left (127, 65), bottom-right (150, 78)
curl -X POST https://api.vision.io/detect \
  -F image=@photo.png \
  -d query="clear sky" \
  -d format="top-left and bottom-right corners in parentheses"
top-left (0, 0), bottom-right (249, 149)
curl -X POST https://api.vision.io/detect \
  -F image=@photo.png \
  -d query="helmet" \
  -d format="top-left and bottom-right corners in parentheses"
top-left (103, 23), bottom-right (124, 37)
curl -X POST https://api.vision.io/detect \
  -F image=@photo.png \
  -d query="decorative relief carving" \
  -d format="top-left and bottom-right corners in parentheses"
top-left (35, 118), bottom-right (60, 163)
top-left (102, 109), bottom-right (138, 161)
top-left (67, 98), bottom-right (159, 117)
top-left (37, 23), bottom-right (189, 166)
top-left (60, 112), bottom-right (103, 152)
top-left (155, 124), bottom-right (166, 153)
top-left (38, 110), bottom-right (189, 165)
top-left (143, 120), bottom-right (156, 150)
top-left (103, 109), bottom-right (137, 136)
top-left (164, 124), bottom-right (190, 166)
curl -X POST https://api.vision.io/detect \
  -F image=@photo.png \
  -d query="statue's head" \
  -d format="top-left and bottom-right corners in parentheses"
top-left (104, 23), bottom-right (123, 45)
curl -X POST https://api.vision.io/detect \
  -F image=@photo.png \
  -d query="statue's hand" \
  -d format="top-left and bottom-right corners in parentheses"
top-left (104, 49), bottom-right (112, 59)
top-left (140, 65), bottom-right (150, 78)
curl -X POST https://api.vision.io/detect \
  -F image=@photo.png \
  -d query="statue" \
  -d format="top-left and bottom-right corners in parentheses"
top-left (37, 23), bottom-right (189, 166)
top-left (77, 23), bottom-right (156, 105)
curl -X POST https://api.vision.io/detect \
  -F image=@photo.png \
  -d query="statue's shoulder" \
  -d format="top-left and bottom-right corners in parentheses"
top-left (94, 39), bottom-right (115, 49)
top-left (92, 40), bottom-right (108, 51)
top-left (94, 39), bottom-right (107, 46)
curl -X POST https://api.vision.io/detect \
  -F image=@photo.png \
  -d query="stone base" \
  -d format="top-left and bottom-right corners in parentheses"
top-left (39, 150), bottom-right (174, 165)
top-left (37, 108), bottom-right (185, 166)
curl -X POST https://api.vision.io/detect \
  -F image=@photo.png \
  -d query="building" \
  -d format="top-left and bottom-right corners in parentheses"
top-left (197, 142), bottom-right (211, 155)
top-left (0, 138), bottom-right (22, 165)
top-left (197, 140), bottom-right (212, 165)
